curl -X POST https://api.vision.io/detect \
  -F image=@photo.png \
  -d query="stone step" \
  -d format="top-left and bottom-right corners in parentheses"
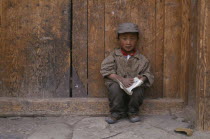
top-left (0, 97), bottom-right (184, 117)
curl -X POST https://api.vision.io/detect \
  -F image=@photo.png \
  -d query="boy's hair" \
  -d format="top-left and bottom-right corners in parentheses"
top-left (117, 22), bottom-right (139, 40)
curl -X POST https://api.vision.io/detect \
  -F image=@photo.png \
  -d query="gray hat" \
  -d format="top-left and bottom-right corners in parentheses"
top-left (117, 22), bottom-right (139, 34)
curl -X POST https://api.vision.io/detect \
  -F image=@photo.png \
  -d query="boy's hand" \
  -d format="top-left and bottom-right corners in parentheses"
top-left (137, 75), bottom-right (147, 82)
top-left (107, 74), bottom-right (134, 87)
top-left (121, 78), bottom-right (134, 88)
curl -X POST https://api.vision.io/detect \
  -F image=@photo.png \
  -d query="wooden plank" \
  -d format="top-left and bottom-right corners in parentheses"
top-left (88, 0), bottom-right (106, 97)
top-left (154, 0), bottom-right (165, 98)
top-left (131, 0), bottom-right (156, 98)
top-left (202, 0), bottom-right (210, 131)
top-left (163, 0), bottom-right (182, 98)
top-left (0, 0), bottom-right (2, 35)
top-left (0, 0), bottom-right (29, 97)
top-left (104, 0), bottom-right (131, 57)
top-left (0, 98), bottom-right (184, 116)
top-left (72, 0), bottom-right (88, 97)
top-left (24, 0), bottom-right (71, 98)
top-left (131, 0), bottom-right (156, 58)
top-left (188, 0), bottom-right (198, 108)
top-left (196, 0), bottom-right (210, 131)
top-left (205, 0), bottom-right (210, 86)
top-left (0, 0), bottom-right (4, 96)
top-left (196, 0), bottom-right (206, 130)
top-left (0, 0), bottom-right (71, 98)
top-left (180, 0), bottom-right (190, 103)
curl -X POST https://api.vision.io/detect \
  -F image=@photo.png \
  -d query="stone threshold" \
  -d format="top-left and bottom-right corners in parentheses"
top-left (0, 97), bottom-right (184, 117)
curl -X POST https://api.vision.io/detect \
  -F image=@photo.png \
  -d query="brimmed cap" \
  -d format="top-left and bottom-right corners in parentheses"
top-left (117, 23), bottom-right (139, 34)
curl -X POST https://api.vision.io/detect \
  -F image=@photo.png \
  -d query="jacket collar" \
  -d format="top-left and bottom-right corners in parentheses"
top-left (114, 48), bottom-right (141, 59)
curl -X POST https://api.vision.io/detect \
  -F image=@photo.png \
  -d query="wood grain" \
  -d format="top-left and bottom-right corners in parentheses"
top-left (0, 0), bottom-right (28, 97)
top-left (104, 0), bottom-right (131, 57)
top-left (196, 0), bottom-right (210, 131)
top-left (0, 0), bottom-right (196, 101)
top-left (188, 0), bottom-right (198, 108)
top-left (154, 0), bottom-right (164, 98)
top-left (72, 0), bottom-right (88, 97)
top-left (0, 0), bottom-right (5, 96)
top-left (0, 0), bottom-right (71, 98)
top-left (164, 0), bottom-right (182, 98)
top-left (202, 0), bottom-right (210, 131)
top-left (180, 0), bottom-right (190, 103)
top-left (88, 0), bottom-right (106, 97)
top-left (196, 0), bottom-right (206, 130)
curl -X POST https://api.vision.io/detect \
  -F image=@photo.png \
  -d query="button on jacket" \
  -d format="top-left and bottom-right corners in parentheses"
top-left (100, 48), bottom-right (154, 87)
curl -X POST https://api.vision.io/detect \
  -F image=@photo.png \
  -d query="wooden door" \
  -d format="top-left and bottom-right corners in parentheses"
top-left (0, 0), bottom-right (189, 99)
top-left (0, 0), bottom-right (71, 98)
top-left (72, 0), bottom-right (189, 98)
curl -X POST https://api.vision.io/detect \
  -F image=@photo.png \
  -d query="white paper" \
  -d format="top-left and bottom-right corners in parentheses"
top-left (116, 77), bottom-right (143, 95)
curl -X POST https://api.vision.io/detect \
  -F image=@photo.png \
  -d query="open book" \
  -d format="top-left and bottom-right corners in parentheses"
top-left (116, 77), bottom-right (143, 95)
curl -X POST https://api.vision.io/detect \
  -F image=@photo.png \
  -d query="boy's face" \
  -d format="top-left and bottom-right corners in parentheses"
top-left (118, 33), bottom-right (138, 53)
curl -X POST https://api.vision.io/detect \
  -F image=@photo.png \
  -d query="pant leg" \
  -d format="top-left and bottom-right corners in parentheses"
top-left (128, 86), bottom-right (144, 115)
top-left (107, 82), bottom-right (128, 117)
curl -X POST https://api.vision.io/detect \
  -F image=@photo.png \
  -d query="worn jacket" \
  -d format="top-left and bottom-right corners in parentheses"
top-left (100, 48), bottom-right (154, 87)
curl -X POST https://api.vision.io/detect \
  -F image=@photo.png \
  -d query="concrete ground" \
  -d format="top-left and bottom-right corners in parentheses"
top-left (0, 114), bottom-right (210, 139)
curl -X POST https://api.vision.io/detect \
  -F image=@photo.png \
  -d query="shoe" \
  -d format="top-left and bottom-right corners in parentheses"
top-left (105, 113), bottom-right (124, 124)
top-left (129, 114), bottom-right (140, 123)
top-left (105, 116), bottom-right (118, 124)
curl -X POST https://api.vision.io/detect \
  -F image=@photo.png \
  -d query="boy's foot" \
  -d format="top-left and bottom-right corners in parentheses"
top-left (129, 114), bottom-right (140, 123)
top-left (105, 114), bottom-right (125, 124)
top-left (105, 116), bottom-right (119, 124)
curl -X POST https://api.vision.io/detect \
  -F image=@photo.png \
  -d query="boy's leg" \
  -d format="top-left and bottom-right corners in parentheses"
top-left (107, 82), bottom-right (128, 118)
top-left (128, 87), bottom-right (144, 122)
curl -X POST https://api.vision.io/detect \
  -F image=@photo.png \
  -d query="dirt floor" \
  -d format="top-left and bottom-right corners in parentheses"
top-left (0, 113), bottom-right (210, 139)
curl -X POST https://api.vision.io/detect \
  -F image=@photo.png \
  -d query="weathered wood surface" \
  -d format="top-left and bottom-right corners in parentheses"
top-left (196, 0), bottom-right (210, 131)
top-left (82, 0), bottom-right (194, 99)
top-left (188, 0), bottom-right (198, 108)
top-left (71, 0), bottom-right (158, 97)
top-left (0, 0), bottom-right (192, 99)
top-left (88, 0), bottom-right (106, 97)
top-left (0, 97), bottom-right (184, 116)
top-left (72, 0), bottom-right (88, 97)
top-left (154, 0), bottom-right (164, 98)
top-left (0, 0), bottom-right (70, 98)
top-left (180, 0), bottom-right (190, 103)
top-left (163, 0), bottom-right (182, 98)
top-left (105, 0), bottom-right (131, 57)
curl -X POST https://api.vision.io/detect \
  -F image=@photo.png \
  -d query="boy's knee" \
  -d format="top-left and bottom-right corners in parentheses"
top-left (132, 87), bottom-right (144, 98)
top-left (108, 82), bottom-right (122, 92)
top-left (108, 82), bottom-right (124, 97)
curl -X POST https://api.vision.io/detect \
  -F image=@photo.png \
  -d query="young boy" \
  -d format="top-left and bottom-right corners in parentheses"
top-left (100, 23), bottom-right (154, 124)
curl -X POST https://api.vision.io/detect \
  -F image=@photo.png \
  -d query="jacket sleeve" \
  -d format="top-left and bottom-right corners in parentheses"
top-left (140, 61), bottom-right (154, 87)
top-left (100, 54), bottom-right (116, 77)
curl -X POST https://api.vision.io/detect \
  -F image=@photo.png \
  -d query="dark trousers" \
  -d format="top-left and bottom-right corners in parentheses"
top-left (107, 82), bottom-right (144, 117)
